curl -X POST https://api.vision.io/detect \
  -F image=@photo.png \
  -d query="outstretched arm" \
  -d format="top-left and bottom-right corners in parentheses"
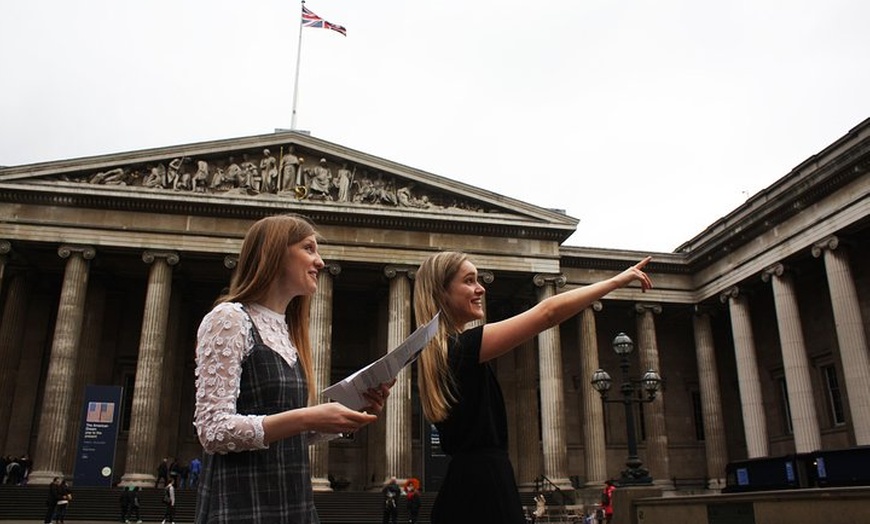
top-left (479, 257), bottom-right (652, 362)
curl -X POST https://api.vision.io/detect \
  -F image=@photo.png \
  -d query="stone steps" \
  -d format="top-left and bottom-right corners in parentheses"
top-left (0, 484), bottom-right (437, 523)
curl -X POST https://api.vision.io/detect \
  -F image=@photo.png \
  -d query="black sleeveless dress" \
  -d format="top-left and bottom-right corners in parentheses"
top-left (430, 326), bottom-right (526, 524)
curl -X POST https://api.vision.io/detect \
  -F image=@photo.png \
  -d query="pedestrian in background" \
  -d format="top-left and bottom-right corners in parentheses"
top-left (53, 480), bottom-right (71, 524)
top-left (162, 477), bottom-right (176, 524)
top-left (42, 477), bottom-right (61, 524)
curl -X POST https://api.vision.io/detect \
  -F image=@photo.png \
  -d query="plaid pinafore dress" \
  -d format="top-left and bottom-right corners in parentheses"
top-left (195, 307), bottom-right (318, 523)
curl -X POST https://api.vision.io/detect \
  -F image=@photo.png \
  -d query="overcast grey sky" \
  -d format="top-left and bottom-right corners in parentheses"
top-left (2, 1), bottom-right (868, 252)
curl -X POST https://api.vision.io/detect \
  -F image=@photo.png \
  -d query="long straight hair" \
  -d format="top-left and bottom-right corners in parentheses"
top-left (413, 251), bottom-right (472, 422)
top-left (217, 214), bottom-right (320, 403)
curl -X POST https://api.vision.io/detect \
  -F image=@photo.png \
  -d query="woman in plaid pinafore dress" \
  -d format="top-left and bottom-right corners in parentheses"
top-left (194, 214), bottom-right (393, 524)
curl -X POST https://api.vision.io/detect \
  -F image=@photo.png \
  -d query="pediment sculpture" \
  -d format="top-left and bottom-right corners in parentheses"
top-left (60, 144), bottom-right (500, 214)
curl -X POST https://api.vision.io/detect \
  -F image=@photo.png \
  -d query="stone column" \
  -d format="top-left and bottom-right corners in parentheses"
top-left (634, 303), bottom-right (670, 482)
top-left (720, 287), bottom-right (768, 458)
top-left (515, 338), bottom-right (542, 490)
top-left (692, 308), bottom-right (728, 490)
top-left (0, 240), bottom-right (10, 296)
top-left (121, 251), bottom-right (179, 486)
top-left (63, 283), bottom-right (107, 475)
top-left (310, 263), bottom-right (340, 491)
top-left (762, 263), bottom-right (821, 453)
top-left (533, 273), bottom-right (572, 490)
top-left (579, 302), bottom-right (607, 487)
top-left (384, 265), bottom-right (414, 482)
top-left (813, 237), bottom-right (870, 444)
top-left (0, 272), bottom-right (30, 453)
top-left (29, 245), bottom-right (95, 485)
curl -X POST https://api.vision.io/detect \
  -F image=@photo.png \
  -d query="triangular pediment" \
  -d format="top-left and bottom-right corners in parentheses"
top-left (0, 131), bottom-right (578, 242)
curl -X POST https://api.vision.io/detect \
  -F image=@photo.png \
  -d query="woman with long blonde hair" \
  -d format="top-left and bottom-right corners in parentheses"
top-left (193, 214), bottom-right (392, 523)
top-left (414, 251), bottom-right (652, 524)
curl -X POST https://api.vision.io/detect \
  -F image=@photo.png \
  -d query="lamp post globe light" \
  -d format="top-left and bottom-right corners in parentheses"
top-left (591, 332), bottom-right (662, 486)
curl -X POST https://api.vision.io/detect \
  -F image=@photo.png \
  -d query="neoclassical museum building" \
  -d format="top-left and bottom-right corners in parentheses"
top-left (0, 117), bottom-right (867, 497)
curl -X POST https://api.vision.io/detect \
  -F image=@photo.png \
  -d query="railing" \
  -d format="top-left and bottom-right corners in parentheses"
top-left (527, 475), bottom-right (585, 523)
top-left (534, 474), bottom-right (573, 506)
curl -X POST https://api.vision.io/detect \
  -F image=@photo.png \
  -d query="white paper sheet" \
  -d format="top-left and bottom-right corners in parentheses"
top-left (321, 312), bottom-right (440, 410)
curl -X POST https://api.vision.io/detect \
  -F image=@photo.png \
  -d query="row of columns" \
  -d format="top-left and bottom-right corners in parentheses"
top-left (720, 236), bottom-right (870, 461)
top-left (0, 243), bottom-right (678, 490)
top-left (1, 245), bottom-right (181, 486)
top-left (3, 233), bottom-right (867, 491)
top-left (508, 235), bottom-right (866, 489)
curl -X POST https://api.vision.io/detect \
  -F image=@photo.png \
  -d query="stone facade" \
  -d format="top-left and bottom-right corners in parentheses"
top-left (0, 119), bottom-right (867, 494)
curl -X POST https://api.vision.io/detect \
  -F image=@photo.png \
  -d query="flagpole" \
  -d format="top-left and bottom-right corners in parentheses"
top-left (290, 0), bottom-right (305, 130)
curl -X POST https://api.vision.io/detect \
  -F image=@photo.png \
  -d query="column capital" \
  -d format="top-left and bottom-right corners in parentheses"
top-left (58, 245), bottom-right (96, 260)
top-left (0, 239), bottom-right (10, 255)
top-left (384, 265), bottom-right (415, 279)
top-left (533, 273), bottom-right (566, 288)
top-left (761, 262), bottom-right (785, 283)
top-left (142, 250), bottom-right (179, 266)
top-left (591, 300), bottom-right (603, 312)
top-left (719, 285), bottom-right (741, 303)
top-left (811, 235), bottom-right (840, 258)
top-left (322, 262), bottom-right (342, 277)
top-left (478, 270), bottom-right (494, 284)
top-left (224, 255), bottom-right (238, 269)
top-left (634, 302), bottom-right (662, 315)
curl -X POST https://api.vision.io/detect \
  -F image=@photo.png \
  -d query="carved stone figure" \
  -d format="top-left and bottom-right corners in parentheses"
top-left (371, 175), bottom-right (397, 206)
top-left (226, 157), bottom-right (243, 188)
top-left (191, 160), bottom-right (209, 192)
top-left (352, 174), bottom-right (375, 203)
top-left (209, 167), bottom-right (227, 189)
top-left (397, 184), bottom-right (430, 209)
top-left (144, 165), bottom-right (166, 188)
top-left (334, 163), bottom-right (352, 202)
top-left (279, 146), bottom-right (301, 192)
top-left (307, 158), bottom-right (333, 200)
top-left (167, 158), bottom-right (185, 190)
top-left (240, 155), bottom-right (260, 192)
top-left (259, 149), bottom-right (278, 193)
top-left (90, 168), bottom-right (127, 185)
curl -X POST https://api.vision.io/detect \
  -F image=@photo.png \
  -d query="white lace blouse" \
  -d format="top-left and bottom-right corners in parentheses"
top-left (193, 302), bottom-right (300, 454)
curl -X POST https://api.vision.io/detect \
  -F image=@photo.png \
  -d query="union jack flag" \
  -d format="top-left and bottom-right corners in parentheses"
top-left (302, 5), bottom-right (347, 36)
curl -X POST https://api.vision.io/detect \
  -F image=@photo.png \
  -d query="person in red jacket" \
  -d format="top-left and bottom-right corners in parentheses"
top-left (601, 480), bottom-right (617, 523)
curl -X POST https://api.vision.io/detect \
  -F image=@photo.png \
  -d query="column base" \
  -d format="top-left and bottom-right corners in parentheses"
top-left (707, 477), bottom-right (726, 492)
top-left (119, 472), bottom-right (158, 487)
top-left (650, 478), bottom-right (683, 498)
top-left (27, 469), bottom-right (65, 485)
top-left (311, 477), bottom-right (333, 492)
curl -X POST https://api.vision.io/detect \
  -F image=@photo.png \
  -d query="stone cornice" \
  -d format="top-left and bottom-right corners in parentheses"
top-left (675, 127), bottom-right (870, 268)
top-left (557, 246), bottom-right (688, 274)
top-left (0, 185), bottom-right (573, 243)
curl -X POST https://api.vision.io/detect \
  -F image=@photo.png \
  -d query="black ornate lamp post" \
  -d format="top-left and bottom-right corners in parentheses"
top-left (591, 332), bottom-right (662, 486)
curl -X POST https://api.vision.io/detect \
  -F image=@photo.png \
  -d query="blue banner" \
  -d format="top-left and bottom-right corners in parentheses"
top-left (73, 385), bottom-right (124, 487)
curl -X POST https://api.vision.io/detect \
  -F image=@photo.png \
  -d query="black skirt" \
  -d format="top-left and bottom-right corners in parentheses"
top-left (431, 449), bottom-right (525, 524)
